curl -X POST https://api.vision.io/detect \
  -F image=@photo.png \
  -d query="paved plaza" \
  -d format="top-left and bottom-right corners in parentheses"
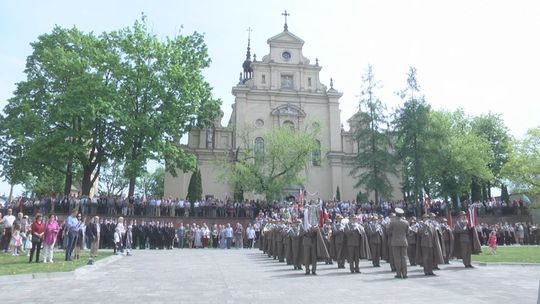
top-left (2, 249), bottom-right (539, 304)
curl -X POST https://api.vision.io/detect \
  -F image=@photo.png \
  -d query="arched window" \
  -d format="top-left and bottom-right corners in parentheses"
top-left (312, 140), bottom-right (321, 166)
top-left (254, 137), bottom-right (265, 162)
top-left (283, 120), bottom-right (295, 130)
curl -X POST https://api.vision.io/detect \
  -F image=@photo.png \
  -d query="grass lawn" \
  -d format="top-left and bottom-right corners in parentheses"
top-left (0, 250), bottom-right (113, 276)
top-left (472, 245), bottom-right (540, 263)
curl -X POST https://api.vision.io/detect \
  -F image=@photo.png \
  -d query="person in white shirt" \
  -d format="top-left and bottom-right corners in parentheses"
top-left (246, 224), bottom-right (256, 248)
top-left (1, 209), bottom-right (16, 252)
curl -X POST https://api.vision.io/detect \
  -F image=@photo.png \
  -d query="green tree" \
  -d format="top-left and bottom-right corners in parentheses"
top-left (393, 67), bottom-right (431, 211)
top-left (108, 15), bottom-right (221, 197)
top-left (471, 113), bottom-right (511, 198)
top-left (501, 126), bottom-right (540, 194)
top-left (221, 124), bottom-right (320, 201)
top-left (423, 110), bottom-right (494, 208)
top-left (99, 162), bottom-right (128, 197)
top-left (149, 167), bottom-right (165, 198)
top-left (335, 186), bottom-right (341, 201)
top-left (501, 183), bottom-right (510, 203)
top-left (0, 26), bottom-right (118, 196)
top-left (350, 65), bottom-right (396, 203)
top-left (187, 168), bottom-right (202, 203)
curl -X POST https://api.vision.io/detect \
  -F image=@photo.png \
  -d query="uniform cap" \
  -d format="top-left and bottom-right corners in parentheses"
top-left (395, 208), bottom-right (404, 215)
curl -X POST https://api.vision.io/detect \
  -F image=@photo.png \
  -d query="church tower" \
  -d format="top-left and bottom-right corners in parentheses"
top-left (164, 13), bottom-right (402, 202)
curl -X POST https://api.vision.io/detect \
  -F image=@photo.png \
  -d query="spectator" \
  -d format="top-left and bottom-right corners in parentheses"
top-left (64, 209), bottom-right (80, 261)
top-left (29, 213), bottom-right (45, 263)
top-left (43, 214), bottom-right (60, 263)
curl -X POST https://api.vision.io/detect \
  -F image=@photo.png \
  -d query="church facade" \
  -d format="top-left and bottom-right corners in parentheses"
top-left (164, 25), bottom-right (401, 202)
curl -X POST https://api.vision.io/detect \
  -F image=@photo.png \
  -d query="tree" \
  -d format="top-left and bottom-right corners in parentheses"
top-left (471, 113), bottom-right (511, 198)
top-left (149, 167), bottom-right (165, 199)
top-left (350, 65), bottom-right (396, 203)
top-left (108, 15), bottom-right (221, 197)
top-left (99, 162), bottom-right (128, 197)
top-left (422, 110), bottom-right (494, 208)
top-left (187, 168), bottom-right (202, 203)
top-left (336, 186), bottom-right (341, 202)
top-left (501, 126), bottom-right (540, 194)
top-left (501, 184), bottom-right (510, 203)
top-left (220, 124), bottom-right (320, 201)
top-left (0, 26), bottom-right (118, 197)
top-left (393, 67), bottom-right (431, 211)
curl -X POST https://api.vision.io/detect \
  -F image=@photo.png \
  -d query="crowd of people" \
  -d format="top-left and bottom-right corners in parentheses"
top-left (0, 194), bottom-right (531, 221)
top-left (258, 206), bottom-right (485, 278)
top-left (1, 197), bottom-right (538, 268)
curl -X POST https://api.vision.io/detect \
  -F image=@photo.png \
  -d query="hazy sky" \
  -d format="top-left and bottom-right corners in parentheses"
top-left (1, 0), bottom-right (539, 196)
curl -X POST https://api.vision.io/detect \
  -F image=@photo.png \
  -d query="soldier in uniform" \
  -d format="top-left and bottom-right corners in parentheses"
top-left (366, 215), bottom-right (383, 267)
top-left (301, 225), bottom-right (319, 275)
top-left (275, 221), bottom-right (285, 262)
top-left (290, 219), bottom-right (303, 270)
top-left (331, 215), bottom-right (346, 269)
top-left (322, 219), bottom-right (333, 265)
top-left (407, 217), bottom-right (418, 266)
top-left (345, 216), bottom-right (363, 273)
top-left (453, 211), bottom-right (481, 268)
top-left (388, 208), bottom-right (409, 279)
top-left (416, 214), bottom-right (444, 275)
top-left (284, 222), bottom-right (293, 265)
top-left (383, 213), bottom-right (396, 272)
top-left (440, 218), bottom-right (454, 264)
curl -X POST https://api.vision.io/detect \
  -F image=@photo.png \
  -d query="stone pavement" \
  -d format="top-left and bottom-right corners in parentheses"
top-left (1, 249), bottom-right (539, 304)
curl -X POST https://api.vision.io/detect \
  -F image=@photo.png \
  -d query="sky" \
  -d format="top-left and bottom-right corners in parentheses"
top-left (1, 0), bottom-right (539, 197)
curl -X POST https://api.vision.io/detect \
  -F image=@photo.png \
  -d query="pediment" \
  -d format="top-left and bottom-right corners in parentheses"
top-left (267, 31), bottom-right (304, 46)
top-left (271, 104), bottom-right (306, 118)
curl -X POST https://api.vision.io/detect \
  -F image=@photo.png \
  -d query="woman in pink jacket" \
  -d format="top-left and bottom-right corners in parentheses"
top-left (43, 214), bottom-right (60, 263)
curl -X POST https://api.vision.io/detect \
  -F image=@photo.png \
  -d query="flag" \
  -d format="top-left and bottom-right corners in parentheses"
top-left (467, 206), bottom-right (478, 227)
top-left (319, 208), bottom-right (329, 227)
top-left (447, 212), bottom-right (453, 228)
top-left (423, 193), bottom-right (430, 211)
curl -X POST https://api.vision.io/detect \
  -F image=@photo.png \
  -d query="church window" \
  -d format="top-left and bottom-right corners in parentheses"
top-left (281, 75), bottom-right (293, 89)
top-left (262, 74), bottom-right (266, 84)
top-left (308, 77), bottom-right (312, 87)
top-left (255, 119), bottom-right (264, 128)
top-left (283, 120), bottom-right (295, 130)
top-left (254, 137), bottom-right (265, 162)
top-left (312, 140), bottom-right (321, 166)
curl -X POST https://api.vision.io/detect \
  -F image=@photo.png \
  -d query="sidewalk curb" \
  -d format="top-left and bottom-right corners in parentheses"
top-left (475, 262), bottom-right (540, 267)
top-left (0, 254), bottom-right (122, 283)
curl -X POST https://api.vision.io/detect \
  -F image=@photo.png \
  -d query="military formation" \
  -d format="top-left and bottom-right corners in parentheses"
top-left (259, 208), bottom-right (482, 278)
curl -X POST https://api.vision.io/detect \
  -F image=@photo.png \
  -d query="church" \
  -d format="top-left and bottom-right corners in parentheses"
top-left (164, 19), bottom-right (401, 202)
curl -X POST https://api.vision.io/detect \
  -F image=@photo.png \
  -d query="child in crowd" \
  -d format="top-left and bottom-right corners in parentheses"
top-left (488, 230), bottom-right (497, 255)
top-left (10, 225), bottom-right (23, 256)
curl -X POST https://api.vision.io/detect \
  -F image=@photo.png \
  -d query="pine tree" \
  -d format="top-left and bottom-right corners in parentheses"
top-left (195, 169), bottom-right (203, 201)
top-left (351, 65), bottom-right (396, 203)
top-left (336, 186), bottom-right (341, 202)
top-left (187, 169), bottom-right (202, 203)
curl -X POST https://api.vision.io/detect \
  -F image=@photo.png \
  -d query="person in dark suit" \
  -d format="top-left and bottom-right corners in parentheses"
top-left (88, 216), bottom-right (100, 258)
top-left (388, 208), bottom-right (409, 279)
